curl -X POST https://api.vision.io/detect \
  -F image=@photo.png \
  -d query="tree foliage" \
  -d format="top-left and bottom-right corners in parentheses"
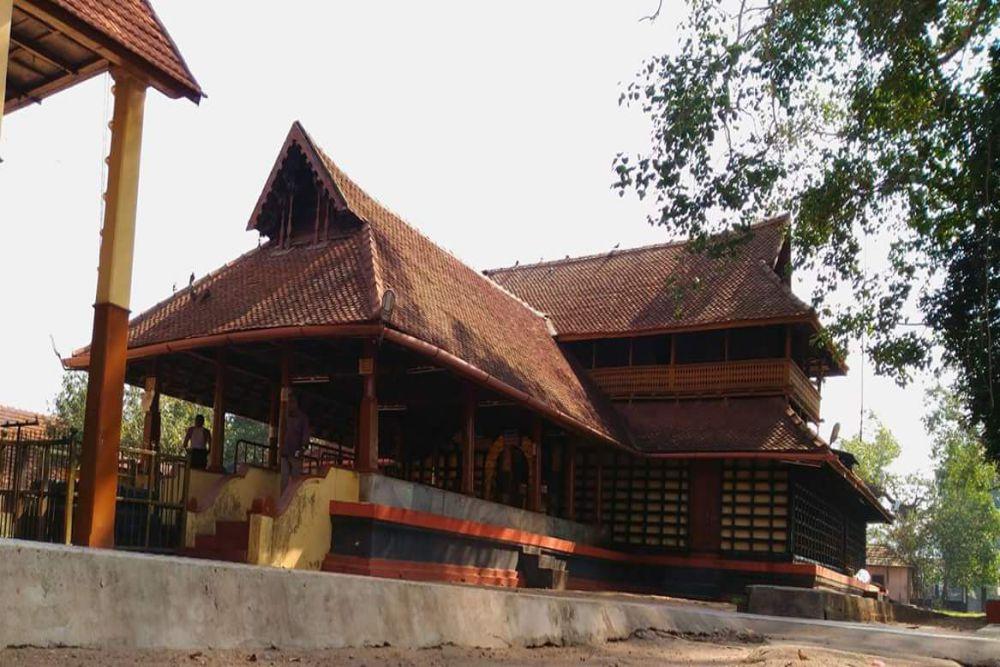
top-left (841, 412), bottom-right (902, 502)
top-left (49, 371), bottom-right (266, 464)
top-left (616, 0), bottom-right (1000, 456)
top-left (924, 387), bottom-right (1000, 592)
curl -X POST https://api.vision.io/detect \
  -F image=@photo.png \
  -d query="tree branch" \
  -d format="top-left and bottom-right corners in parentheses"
top-left (640, 0), bottom-right (663, 23)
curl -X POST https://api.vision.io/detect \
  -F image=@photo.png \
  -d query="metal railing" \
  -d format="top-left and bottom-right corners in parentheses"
top-left (301, 440), bottom-right (354, 474)
top-left (233, 439), bottom-right (276, 471)
top-left (588, 358), bottom-right (821, 420)
top-left (114, 445), bottom-right (190, 552)
top-left (0, 431), bottom-right (76, 543)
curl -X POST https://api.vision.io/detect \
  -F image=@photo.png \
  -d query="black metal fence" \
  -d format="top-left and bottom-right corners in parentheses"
top-left (233, 439), bottom-right (275, 471)
top-left (115, 446), bottom-right (190, 552)
top-left (0, 431), bottom-right (76, 543)
top-left (0, 427), bottom-right (190, 552)
top-left (232, 438), bottom-right (354, 475)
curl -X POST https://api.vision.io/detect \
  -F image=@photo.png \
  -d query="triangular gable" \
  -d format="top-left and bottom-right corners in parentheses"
top-left (247, 122), bottom-right (357, 242)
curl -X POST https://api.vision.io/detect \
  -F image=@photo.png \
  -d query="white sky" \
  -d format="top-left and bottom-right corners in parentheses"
top-left (0, 1), bottom-right (936, 475)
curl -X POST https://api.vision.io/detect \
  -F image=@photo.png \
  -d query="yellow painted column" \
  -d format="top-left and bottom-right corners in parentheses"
top-left (0, 0), bottom-right (13, 139)
top-left (73, 69), bottom-right (148, 549)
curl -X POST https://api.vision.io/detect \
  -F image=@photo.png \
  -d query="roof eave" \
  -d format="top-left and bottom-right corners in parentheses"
top-left (21, 0), bottom-right (204, 104)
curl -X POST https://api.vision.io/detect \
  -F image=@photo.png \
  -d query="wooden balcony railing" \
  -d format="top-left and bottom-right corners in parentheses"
top-left (589, 358), bottom-right (820, 421)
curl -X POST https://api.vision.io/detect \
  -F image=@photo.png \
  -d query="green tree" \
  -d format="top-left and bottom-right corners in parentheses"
top-left (49, 370), bottom-right (268, 468)
top-left (874, 473), bottom-right (938, 598)
top-left (616, 1), bottom-right (1000, 457)
top-left (841, 413), bottom-right (902, 502)
top-left (50, 371), bottom-right (144, 444)
top-left (925, 388), bottom-right (1000, 594)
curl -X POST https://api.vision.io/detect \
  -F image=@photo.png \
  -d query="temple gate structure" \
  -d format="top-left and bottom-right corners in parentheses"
top-left (63, 122), bottom-right (890, 598)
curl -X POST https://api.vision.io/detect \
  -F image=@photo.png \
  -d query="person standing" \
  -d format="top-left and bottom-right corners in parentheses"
top-left (281, 394), bottom-right (310, 491)
top-left (183, 414), bottom-right (211, 470)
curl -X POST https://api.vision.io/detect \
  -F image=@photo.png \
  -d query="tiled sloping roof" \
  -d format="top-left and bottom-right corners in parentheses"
top-left (310, 136), bottom-right (627, 445)
top-left (865, 544), bottom-right (910, 567)
top-left (126, 234), bottom-right (375, 348)
top-left (95, 123), bottom-right (626, 446)
top-left (49, 0), bottom-right (202, 100)
top-left (486, 218), bottom-right (812, 336)
top-left (867, 544), bottom-right (911, 567)
top-left (0, 405), bottom-right (51, 439)
top-left (616, 397), bottom-right (824, 453)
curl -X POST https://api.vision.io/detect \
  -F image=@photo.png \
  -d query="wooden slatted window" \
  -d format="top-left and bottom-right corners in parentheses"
top-left (721, 460), bottom-right (789, 555)
top-left (574, 452), bottom-right (688, 549)
top-left (406, 447), bottom-right (461, 492)
top-left (792, 475), bottom-right (851, 571)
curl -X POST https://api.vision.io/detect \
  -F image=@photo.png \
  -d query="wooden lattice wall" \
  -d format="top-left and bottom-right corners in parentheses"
top-left (720, 460), bottom-right (789, 555)
top-left (574, 451), bottom-right (689, 549)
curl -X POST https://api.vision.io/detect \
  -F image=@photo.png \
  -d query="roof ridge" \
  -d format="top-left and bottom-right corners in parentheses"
top-left (361, 222), bottom-right (385, 319)
top-left (753, 257), bottom-right (813, 314)
top-left (485, 214), bottom-right (790, 275)
top-left (303, 128), bottom-right (556, 325)
top-left (142, 0), bottom-right (204, 98)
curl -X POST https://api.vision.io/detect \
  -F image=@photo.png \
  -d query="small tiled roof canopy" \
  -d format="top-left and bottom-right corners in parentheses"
top-left (72, 123), bottom-right (627, 447)
top-left (617, 397), bottom-right (825, 453)
top-left (6, 0), bottom-right (202, 110)
top-left (486, 217), bottom-right (811, 337)
top-left (51, 0), bottom-right (201, 97)
top-left (0, 405), bottom-right (50, 439)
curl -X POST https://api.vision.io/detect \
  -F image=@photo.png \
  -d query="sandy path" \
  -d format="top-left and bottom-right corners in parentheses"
top-left (0, 630), bottom-right (961, 666)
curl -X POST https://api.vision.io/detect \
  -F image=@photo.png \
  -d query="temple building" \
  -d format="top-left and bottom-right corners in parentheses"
top-left (66, 122), bottom-right (890, 598)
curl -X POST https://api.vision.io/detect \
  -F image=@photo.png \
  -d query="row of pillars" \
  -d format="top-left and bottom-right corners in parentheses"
top-left (136, 336), bottom-right (566, 518)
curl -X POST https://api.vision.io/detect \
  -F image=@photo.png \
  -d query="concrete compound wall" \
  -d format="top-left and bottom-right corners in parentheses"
top-left (1, 540), bottom-right (996, 665)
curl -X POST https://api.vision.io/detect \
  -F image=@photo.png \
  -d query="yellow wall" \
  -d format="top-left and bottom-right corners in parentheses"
top-left (264, 466), bottom-right (359, 570)
top-left (185, 467), bottom-right (280, 548)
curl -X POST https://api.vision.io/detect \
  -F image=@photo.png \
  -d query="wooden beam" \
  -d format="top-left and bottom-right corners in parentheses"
top-left (73, 70), bottom-right (147, 549)
top-left (141, 371), bottom-right (160, 451)
top-left (209, 348), bottom-right (226, 472)
top-left (460, 385), bottom-right (476, 496)
top-left (529, 417), bottom-right (543, 513)
top-left (277, 345), bottom-right (291, 460)
top-left (267, 383), bottom-right (280, 469)
top-left (356, 339), bottom-right (379, 473)
top-left (563, 441), bottom-right (576, 521)
top-left (0, 0), bottom-right (13, 131)
top-left (10, 33), bottom-right (78, 74)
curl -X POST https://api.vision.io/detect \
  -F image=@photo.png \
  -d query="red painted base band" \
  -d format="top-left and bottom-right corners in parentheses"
top-left (322, 554), bottom-right (522, 588)
top-left (330, 500), bottom-right (876, 595)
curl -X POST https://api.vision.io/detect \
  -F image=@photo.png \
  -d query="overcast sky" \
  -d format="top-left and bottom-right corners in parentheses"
top-left (0, 1), bottom-right (937, 475)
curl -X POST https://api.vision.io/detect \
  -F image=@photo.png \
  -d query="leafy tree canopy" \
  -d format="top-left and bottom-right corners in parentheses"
top-left (616, 0), bottom-right (1000, 456)
top-left (924, 387), bottom-right (1000, 591)
top-left (50, 371), bottom-right (266, 465)
top-left (841, 412), bottom-right (902, 502)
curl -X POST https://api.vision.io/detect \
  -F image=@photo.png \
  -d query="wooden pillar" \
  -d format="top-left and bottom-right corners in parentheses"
top-left (689, 460), bottom-right (722, 554)
top-left (595, 463), bottom-right (604, 528)
top-left (460, 385), bottom-right (476, 496)
top-left (74, 70), bottom-right (147, 549)
top-left (356, 339), bottom-right (378, 473)
top-left (529, 417), bottom-right (543, 512)
top-left (563, 441), bottom-right (576, 521)
top-left (276, 346), bottom-right (291, 460)
top-left (209, 349), bottom-right (227, 472)
top-left (267, 383), bottom-right (280, 468)
top-left (0, 0), bottom-right (12, 142)
top-left (141, 374), bottom-right (160, 451)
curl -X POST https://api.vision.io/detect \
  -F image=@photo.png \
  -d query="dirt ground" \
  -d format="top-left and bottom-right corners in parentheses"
top-left (0, 630), bottom-right (961, 667)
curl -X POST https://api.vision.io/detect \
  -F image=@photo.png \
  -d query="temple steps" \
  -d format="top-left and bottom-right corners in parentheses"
top-left (181, 519), bottom-right (250, 564)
